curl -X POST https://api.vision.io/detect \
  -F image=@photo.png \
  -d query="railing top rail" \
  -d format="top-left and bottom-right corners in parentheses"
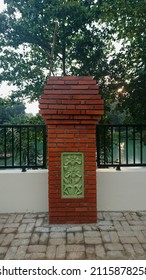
top-left (0, 124), bottom-right (46, 128)
top-left (96, 124), bottom-right (146, 127)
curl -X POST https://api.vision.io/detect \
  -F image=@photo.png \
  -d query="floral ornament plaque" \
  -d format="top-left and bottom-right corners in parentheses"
top-left (61, 152), bottom-right (84, 198)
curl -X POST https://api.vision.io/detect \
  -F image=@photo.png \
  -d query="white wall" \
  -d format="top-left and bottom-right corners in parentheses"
top-left (0, 170), bottom-right (48, 213)
top-left (0, 168), bottom-right (146, 213)
top-left (97, 168), bottom-right (146, 211)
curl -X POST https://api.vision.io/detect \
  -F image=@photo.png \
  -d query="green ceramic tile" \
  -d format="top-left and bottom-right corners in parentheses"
top-left (61, 152), bottom-right (84, 198)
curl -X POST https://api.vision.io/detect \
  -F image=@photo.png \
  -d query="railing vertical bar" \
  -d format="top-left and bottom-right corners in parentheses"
top-left (103, 126), bottom-right (106, 165)
top-left (35, 126), bottom-right (37, 166)
top-left (4, 127), bottom-right (7, 166)
top-left (12, 127), bottom-right (14, 167)
top-left (111, 126), bottom-right (113, 165)
top-left (27, 127), bottom-right (30, 166)
top-left (140, 126), bottom-right (143, 164)
top-left (96, 126), bottom-right (100, 167)
top-left (126, 126), bottom-right (128, 165)
top-left (43, 125), bottom-right (47, 168)
top-left (133, 126), bottom-right (136, 164)
top-left (19, 127), bottom-right (22, 166)
top-left (119, 126), bottom-right (121, 165)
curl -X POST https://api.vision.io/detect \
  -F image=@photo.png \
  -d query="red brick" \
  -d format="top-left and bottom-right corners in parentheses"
top-left (79, 80), bottom-right (96, 85)
top-left (57, 133), bottom-right (74, 138)
top-left (88, 85), bottom-right (98, 89)
top-left (73, 94), bottom-right (100, 99)
top-left (86, 110), bottom-right (104, 115)
top-left (48, 133), bottom-right (57, 139)
top-left (52, 115), bottom-right (69, 120)
top-left (41, 109), bottom-right (58, 114)
top-left (92, 115), bottom-right (102, 120)
top-left (62, 100), bottom-right (80, 105)
top-left (48, 143), bottom-right (57, 148)
top-left (66, 105), bottom-right (75, 109)
top-left (45, 94), bottom-right (71, 99)
top-left (71, 85), bottom-right (89, 90)
top-left (64, 80), bottom-right (79, 84)
top-left (38, 104), bottom-right (48, 109)
top-left (85, 100), bottom-right (103, 105)
top-left (47, 80), bottom-right (65, 85)
top-left (59, 109), bottom-right (81, 115)
top-left (48, 105), bottom-right (66, 109)
top-left (49, 148), bottom-right (65, 152)
top-left (39, 76), bottom-right (104, 224)
top-left (80, 120), bottom-right (98, 124)
top-left (75, 207), bottom-right (88, 212)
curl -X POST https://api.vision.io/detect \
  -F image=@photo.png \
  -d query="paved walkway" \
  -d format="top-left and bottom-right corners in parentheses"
top-left (0, 211), bottom-right (146, 260)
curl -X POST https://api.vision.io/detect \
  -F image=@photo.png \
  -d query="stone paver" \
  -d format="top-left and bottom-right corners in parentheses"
top-left (14, 245), bottom-right (27, 260)
top-left (27, 245), bottom-right (47, 253)
top-left (25, 253), bottom-right (46, 260)
top-left (30, 233), bottom-right (40, 245)
top-left (25, 223), bottom-right (35, 233)
top-left (123, 244), bottom-right (135, 258)
top-left (2, 234), bottom-right (15, 246)
top-left (56, 245), bottom-right (66, 259)
top-left (39, 233), bottom-right (49, 245)
top-left (119, 236), bottom-right (139, 244)
top-left (4, 247), bottom-right (17, 260)
top-left (0, 234), bottom-right (5, 245)
top-left (66, 251), bottom-right (85, 260)
top-left (86, 245), bottom-right (96, 259)
top-left (46, 245), bottom-right (56, 259)
top-left (11, 239), bottom-right (29, 247)
top-left (109, 231), bottom-right (119, 243)
top-left (107, 251), bottom-right (124, 259)
top-left (85, 237), bottom-right (102, 245)
top-left (0, 211), bottom-right (145, 259)
top-left (49, 238), bottom-right (66, 245)
top-left (95, 245), bottom-right (106, 259)
top-left (104, 243), bottom-right (124, 251)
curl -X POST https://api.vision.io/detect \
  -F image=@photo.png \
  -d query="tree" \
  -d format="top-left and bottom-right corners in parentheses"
top-left (0, 0), bottom-right (108, 101)
top-left (0, 95), bottom-right (26, 124)
top-left (99, 0), bottom-right (146, 123)
top-left (0, 96), bottom-right (44, 166)
top-left (1, 0), bottom-right (145, 124)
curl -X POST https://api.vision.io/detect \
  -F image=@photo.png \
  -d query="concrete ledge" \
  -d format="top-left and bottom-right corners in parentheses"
top-left (0, 168), bottom-right (146, 213)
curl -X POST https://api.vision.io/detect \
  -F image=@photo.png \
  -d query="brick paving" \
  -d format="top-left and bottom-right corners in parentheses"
top-left (0, 211), bottom-right (146, 260)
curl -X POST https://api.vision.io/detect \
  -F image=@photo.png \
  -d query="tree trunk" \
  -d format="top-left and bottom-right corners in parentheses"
top-left (62, 23), bottom-right (66, 76)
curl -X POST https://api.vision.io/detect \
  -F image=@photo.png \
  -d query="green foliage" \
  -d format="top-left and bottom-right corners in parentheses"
top-left (0, 0), bottom-right (146, 123)
top-left (100, 0), bottom-right (146, 123)
top-left (0, 93), bottom-right (44, 124)
top-left (0, 0), bottom-right (108, 101)
top-left (0, 95), bottom-right (44, 166)
top-left (0, 96), bottom-right (26, 124)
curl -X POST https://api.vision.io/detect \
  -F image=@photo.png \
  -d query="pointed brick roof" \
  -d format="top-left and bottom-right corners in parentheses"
top-left (39, 76), bottom-right (104, 124)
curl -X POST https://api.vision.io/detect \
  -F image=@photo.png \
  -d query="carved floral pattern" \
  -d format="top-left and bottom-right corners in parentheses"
top-left (61, 153), bottom-right (84, 198)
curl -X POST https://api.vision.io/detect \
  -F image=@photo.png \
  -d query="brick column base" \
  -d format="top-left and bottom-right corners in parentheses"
top-left (39, 76), bottom-right (104, 224)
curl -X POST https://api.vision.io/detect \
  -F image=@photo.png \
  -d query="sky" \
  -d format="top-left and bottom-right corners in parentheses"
top-left (0, 0), bottom-right (39, 115)
top-left (0, 82), bottom-right (39, 115)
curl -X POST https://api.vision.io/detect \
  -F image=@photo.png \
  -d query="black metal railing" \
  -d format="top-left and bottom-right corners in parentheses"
top-left (0, 125), bottom-right (47, 170)
top-left (1, 124), bottom-right (146, 170)
top-left (96, 124), bottom-right (146, 168)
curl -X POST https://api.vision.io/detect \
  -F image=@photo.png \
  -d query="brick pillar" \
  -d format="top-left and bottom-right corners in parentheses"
top-left (39, 76), bottom-right (104, 224)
